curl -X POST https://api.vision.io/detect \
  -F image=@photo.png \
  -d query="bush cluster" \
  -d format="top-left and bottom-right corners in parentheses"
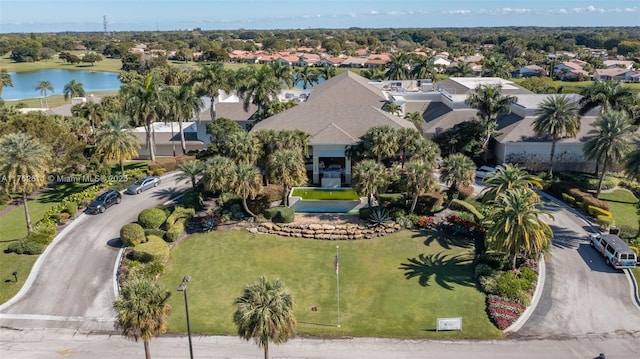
top-left (449, 199), bottom-right (484, 221)
top-left (148, 155), bottom-right (194, 175)
top-left (264, 206), bottom-right (295, 223)
top-left (182, 188), bottom-right (204, 210)
top-left (6, 240), bottom-right (45, 255)
top-left (120, 223), bottom-right (146, 247)
top-left (137, 208), bottom-right (167, 229)
top-left (132, 235), bottom-right (170, 263)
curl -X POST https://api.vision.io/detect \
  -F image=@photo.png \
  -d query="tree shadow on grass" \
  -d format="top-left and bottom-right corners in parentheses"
top-left (37, 183), bottom-right (92, 204)
top-left (399, 252), bottom-right (474, 290)
top-left (416, 229), bottom-right (474, 250)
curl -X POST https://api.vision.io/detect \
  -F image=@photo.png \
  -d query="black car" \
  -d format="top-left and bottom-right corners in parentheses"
top-left (86, 190), bottom-right (122, 214)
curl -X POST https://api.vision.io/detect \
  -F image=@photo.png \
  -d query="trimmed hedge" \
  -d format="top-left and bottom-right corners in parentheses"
top-left (596, 215), bottom-right (614, 229)
top-left (457, 184), bottom-right (474, 200)
top-left (414, 192), bottom-right (444, 214)
top-left (166, 206), bottom-right (195, 227)
top-left (263, 206), bottom-right (295, 223)
top-left (182, 189), bottom-right (204, 210)
top-left (138, 208), bottom-right (167, 229)
top-left (164, 220), bottom-right (185, 242)
top-left (588, 205), bottom-right (612, 218)
top-left (580, 195), bottom-right (610, 212)
top-left (132, 235), bottom-right (170, 263)
top-left (378, 193), bottom-right (406, 208)
top-left (6, 240), bottom-right (45, 255)
top-left (120, 223), bottom-right (146, 247)
top-left (561, 193), bottom-right (576, 206)
top-left (449, 199), bottom-right (484, 221)
top-left (144, 228), bottom-right (166, 238)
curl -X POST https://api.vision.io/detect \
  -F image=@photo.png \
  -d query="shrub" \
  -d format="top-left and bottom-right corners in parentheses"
top-left (26, 231), bottom-right (55, 245)
top-left (218, 191), bottom-right (242, 208)
top-left (414, 192), bottom-right (444, 214)
top-left (618, 225), bottom-right (637, 240)
top-left (561, 193), bottom-right (576, 205)
top-left (166, 206), bottom-right (195, 227)
top-left (144, 228), bottom-right (166, 238)
top-left (450, 199), bottom-right (484, 221)
top-left (264, 206), bottom-right (295, 223)
top-left (415, 216), bottom-right (435, 229)
top-left (519, 267), bottom-right (538, 289)
top-left (457, 184), bottom-right (475, 200)
top-left (596, 215), bottom-right (614, 229)
top-left (394, 216), bottom-right (414, 229)
top-left (474, 263), bottom-right (495, 279)
top-left (581, 196), bottom-right (610, 212)
top-left (6, 240), bottom-right (45, 255)
top-left (368, 206), bottom-right (392, 227)
top-left (138, 208), bottom-right (167, 229)
top-left (486, 294), bottom-right (525, 330)
top-left (630, 246), bottom-right (639, 257)
top-left (132, 235), bottom-right (170, 263)
top-left (378, 193), bottom-right (406, 209)
top-left (64, 201), bottom-right (78, 216)
top-left (165, 221), bottom-right (185, 242)
top-left (479, 273), bottom-right (499, 294)
top-left (495, 272), bottom-right (531, 305)
top-left (588, 205), bottom-right (612, 218)
top-left (182, 188), bottom-right (204, 210)
top-left (127, 261), bottom-right (165, 281)
top-left (120, 223), bottom-right (146, 247)
top-left (358, 206), bottom-right (376, 220)
top-left (476, 252), bottom-right (507, 270)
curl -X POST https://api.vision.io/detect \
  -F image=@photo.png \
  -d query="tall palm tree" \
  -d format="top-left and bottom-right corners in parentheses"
top-left (447, 61), bottom-right (475, 77)
top-left (164, 85), bottom-right (203, 156)
top-left (485, 187), bottom-right (553, 269)
top-left (113, 278), bottom-right (171, 359)
top-left (533, 95), bottom-right (581, 176)
top-left (439, 153), bottom-right (475, 193)
top-left (481, 55), bottom-right (513, 79)
top-left (396, 127), bottom-right (421, 168)
top-left (352, 159), bottom-right (389, 207)
top-left (410, 137), bottom-right (441, 166)
top-left (404, 111), bottom-right (425, 135)
top-left (202, 156), bottom-right (237, 193)
top-left (269, 62), bottom-right (293, 89)
top-left (465, 84), bottom-right (517, 161)
top-left (221, 131), bottom-right (263, 165)
top-left (385, 52), bottom-right (411, 80)
top-left (35, 80), bottom-right (54, 108)
top-left (267, 150), bottom-right (308, 206)
top-left (624, 138), bottom-right (640, 181)
top-left (579, 80), bottom-right (634, 116)
top-left (176, 160), bottom-right (204, 189)
top-left (362, 125), bottom-right (399, 162)
top-left (233, 276), bottom-right (296, 359)
top-left (583, 110), bottom-right (635, 197)
top-left (94, 113), bottom-right (140, 177)
top-left (0, 133), bottom-right (51, 234)
top-left (63, 79), bottom-right (85, 101)
top-left (317, 66), bottom-right (336, 81)
top-left (72, 101), bottom-right (106, 133)
top-left (293, 66), bottom-right (318, 90)
top-left (411, 57), bottom-right (437, 80)
top-left (191, 62), bottom-right (234, 121)
top-left (481, 164), bottom-right (542, 204)
top-left (405, 161), bottom-right (435, 213)
top-left (0, 69), bottom-right (13, 98)
top-left (381, 101), bottom-right (402, 116)
top-left (121, 74), bottom-right (167, 161)
top-left (231, 163), bottom-right (263, 218)
top-left (237, 65), bottom-right (281, 112)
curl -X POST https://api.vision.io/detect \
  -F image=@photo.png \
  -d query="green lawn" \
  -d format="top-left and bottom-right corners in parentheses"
top-left (160, 229), bottom-right (501, 339)
top-left (599, 189), bottom-right (639, 231)
top-left (633, 268), bottom-right (640, 298)
top-left (0, 53), bottom-right (122, 73)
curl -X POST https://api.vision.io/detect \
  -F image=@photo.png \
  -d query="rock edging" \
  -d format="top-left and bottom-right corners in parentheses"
top-left (252, 222), bottom-right (401, 240)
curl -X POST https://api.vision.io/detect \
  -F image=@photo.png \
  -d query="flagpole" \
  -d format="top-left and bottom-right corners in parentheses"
top-left (336, 245), bottom-right (340, 328)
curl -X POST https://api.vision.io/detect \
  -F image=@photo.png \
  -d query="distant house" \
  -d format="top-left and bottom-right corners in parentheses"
top-left (340, 56), bottom-right (367, 68)
top-left (554, 61), bottom-right (590, 80)
top-left (511, 65), bottom-right (546, 78)
top-left (431, 56), bottom-right (451, 68)
top-left (594, 68), bottom-right (640, 82)
top-left (363, 53), bottom-right (392, 68)
top-left (298, 53), bottom-right (321, 67)
top-left (318, 57), bottom-right (345, 67)
top-left (603, 60), bottom-right (635, 70)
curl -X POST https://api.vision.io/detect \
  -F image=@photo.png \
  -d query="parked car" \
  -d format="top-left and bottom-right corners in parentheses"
top-left (475, 166), bottom-right (497, 180)
top-left (126, 176), bottom-right (161, 194)
top-left (323, 164), bottom-right (344, 178)
top-left (86, 190), bottom-right (122, 214)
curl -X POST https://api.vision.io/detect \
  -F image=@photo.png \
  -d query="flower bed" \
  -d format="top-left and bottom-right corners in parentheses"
top-left (486, 294), bottom-right (525, 330)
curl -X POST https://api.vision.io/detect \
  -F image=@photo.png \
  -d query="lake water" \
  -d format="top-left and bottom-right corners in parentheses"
top-left (2, 69), bottom-right (121, 100)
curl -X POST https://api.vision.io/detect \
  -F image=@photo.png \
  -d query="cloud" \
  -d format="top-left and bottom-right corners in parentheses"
top-left (495, 8), bottom-right (534, 15)
top-left (441, 10), bottom-right (471, 15)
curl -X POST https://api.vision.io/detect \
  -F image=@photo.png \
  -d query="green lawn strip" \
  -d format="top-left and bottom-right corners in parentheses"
top-left (0, 54), bottom-right (122, 73)
top-left (599, 189), bottom-right (639, 230)
top-left (160, 230), bottom-right (501, 339)
top-left (5, 90), bottom-right (120, 109)
top-left (632, 268), bottom-right (640, 299)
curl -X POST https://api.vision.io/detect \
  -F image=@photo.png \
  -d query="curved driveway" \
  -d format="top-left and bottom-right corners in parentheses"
top-left (514, 194), bottom-right (640, 338)
top-left (0, 172), bottom-right (188, 332)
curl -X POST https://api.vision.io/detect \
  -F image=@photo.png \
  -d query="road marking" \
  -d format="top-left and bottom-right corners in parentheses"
top-left (0, 313), bottom-right (115, 322)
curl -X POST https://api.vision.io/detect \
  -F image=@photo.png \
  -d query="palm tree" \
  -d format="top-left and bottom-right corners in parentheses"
top-left (35, 80), bottom-right (54, 108)
top-left (439, 153), bottom-right (475, 194)
top-left (121, 74), bottom-right (167, 161)
top-left (221, 131), bottom-right (263, 165)
top-left (113, 278), bottom-right (171, 359)
top-left (293, 66), bottom-right (318, 89)
top-left (385, 52), bottom-right (411, 80)
top-left (447, 61), bottom-right (475, 77)
top-left (405, 161), bottom-right (435, 213)
top-left (404, 111), bottom-right (425, 135)
top-left (481, 164), bottom-right (542, 204)
top-left (237, 65), bottom-right (281, 112)
top-left (360, 68), bottom-right (386, 81)
top-left (191, 62), bottom-right (234, 121)
top-left (362, 125), bottom-right (399, 163)
top-left (0, 69), bottom-right (13, 98)
top-left (485, 187), bottom-right (553, 269)
top-left (202, 156), bottom-right (237, 193)
top-left (396, 127), bottom-right (421, 168)
top-left (231, 163), bottom-right (263, 218)
top-left (465, 84), bottom-right (517, 161)
top-left (624, 138), bottom-right (640, 181)
top-left (481, 55), bottom-right (513, 79)
top-left (579, 80), bottom-right (634, 116)
top-left (164, 85), bottom-right (203, 155)
top-left (72, 101), bottom-right (106, 133)
top-left (63, 79), bottom-right (85, 101)
top-left (533, 95), bottom-right (581, 176)
top-left (317, 66), bottom-right (336, 81)
top-left (382, 101), bottom-right (402, 116)
top-left (176, 160), bottom-right (204, 189)
top-left (411, 57), bottom-right (437, 81)
top-left (352, 159), bottom-right (389, 207)
top-left (94, 113), bottom-right (140, 177)
top-left (410, 137), bottom-right (441, 166)
top-left (0, 133), bottom-right (51, 234)
top-left (583, 110), bottom-right (635, 197)
top-left (233, 276), bottom-right (296, 359)
top-left (267, 150), bottom-right (308, 206)
top-left (269, 62), bottom-right (293, 88)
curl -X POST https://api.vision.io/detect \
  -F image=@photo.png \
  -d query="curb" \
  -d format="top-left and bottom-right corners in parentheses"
top-left (624, 268), bottom-right (640, 311)
top-left (503, 253), bottom-right (546, 333)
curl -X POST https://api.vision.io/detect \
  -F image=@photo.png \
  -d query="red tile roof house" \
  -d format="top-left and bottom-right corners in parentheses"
top-left (554, 61), bottom-right (590, 80)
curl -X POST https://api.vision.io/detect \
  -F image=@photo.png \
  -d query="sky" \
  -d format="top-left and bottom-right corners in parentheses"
top-left (0, 0), bottom-right (638, 33)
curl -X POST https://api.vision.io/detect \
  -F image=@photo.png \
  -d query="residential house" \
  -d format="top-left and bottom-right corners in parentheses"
top-left (603, 60), bottom-right (635, 70)
top-left (554, 61), bottom-right (590, 80)
top-left (594, 68), bottom-right (640, 82)
top-left (298, 53), bottom-right (321, 67)
top-left (511, 65), bottom-right (547, 78)
top-left (318, 57), bottom-right (346, 67)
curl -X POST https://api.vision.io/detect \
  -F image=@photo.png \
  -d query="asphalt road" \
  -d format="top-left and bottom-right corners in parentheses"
top-left (0, 172), bottom-right (189, 332)
top-left (514, 194), bottom-right (640, 338)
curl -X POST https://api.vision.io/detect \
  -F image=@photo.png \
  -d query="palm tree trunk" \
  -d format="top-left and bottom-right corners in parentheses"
top-left (283, 184), bottom-right (288, 207)
top-left (242, 198), bottom-right (256, 218)
top-left (264, 342), bottom-right (269, 359)
top-left (548, 139), bottom-right (557, 177)
top-left (596, 161), bottom-right (608, 198)
top-left (509, 249), bottom-right (517, 270)
top-left (209, 99), bottom-right (217, 121)
top-left (410, 194), bottom-right (418, 213)
top-left (170, 121), bottom-right (176, 157)
top-left (23, 190), bottom-right (33, 234)
top-left (120, 160), bottom-right (125, 177)
top-left (178, 119), bottom-right (187, 155)
top-left (143, 339), bottom-right (151, 359)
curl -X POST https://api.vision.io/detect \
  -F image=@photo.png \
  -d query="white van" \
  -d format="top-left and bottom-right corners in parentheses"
top-left (589, 234), bottom-right (637, 269)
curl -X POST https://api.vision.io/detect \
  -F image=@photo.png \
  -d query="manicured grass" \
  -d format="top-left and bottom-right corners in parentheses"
top-left (5, 90), bottom-right (120, 109)
top-left (632, 268), bottom-right (640, 298)
top-left (599, 189), bottom-right (639, 231)
top-left (160, 229), bottom-right (502, 339)
top-left (290, 188), bottom-right (360, 200)
top-left (0, 53), bottom-right (122, 73)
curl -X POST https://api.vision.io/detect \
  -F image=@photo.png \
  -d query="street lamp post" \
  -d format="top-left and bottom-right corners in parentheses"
top-left (177, 275), bottom-right (193, 359)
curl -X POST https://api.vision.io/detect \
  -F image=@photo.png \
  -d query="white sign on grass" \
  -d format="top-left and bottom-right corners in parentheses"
top-left (437, 317), bottom-right (462, 331)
